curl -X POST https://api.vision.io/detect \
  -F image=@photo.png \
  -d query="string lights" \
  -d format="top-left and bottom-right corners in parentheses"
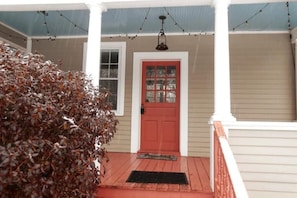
top-left (286, 2), bottom-right (292, 36)
top-left (57, 11), bottom-right (88, 34)
top-left (37, 11), bottom-right (56, 40)
top-left (125, 7), bottom-right (204, 40)
top-left (232, 3), bottom-right (270, 31)
top-left (164, 7), bottom-right (210, 37)
top-left (128, 8), bottom-right (151, 40)
top-left (0, 5), bottom-right (295, 41)
top-left (107, 7), bottom-right (201, 40)
top-left (163, 7), bottom-right (187, 34)
top-left (286, 1), bottom-right (295, 68)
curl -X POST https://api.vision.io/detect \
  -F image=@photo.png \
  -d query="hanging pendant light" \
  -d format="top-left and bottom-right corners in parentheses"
top-left (156, 15), bottom-right (168, 51)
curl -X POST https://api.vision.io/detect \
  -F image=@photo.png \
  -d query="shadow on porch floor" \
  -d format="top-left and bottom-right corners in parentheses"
top-left (97, 152), bottom-right (213, 198)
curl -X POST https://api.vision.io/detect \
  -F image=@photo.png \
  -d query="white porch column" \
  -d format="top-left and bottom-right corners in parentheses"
top-left (209, 0), bottom-right (236, 191)
top-left (85, 3), bottom-right (106, 87)
top-left (26, 37), bottom-right (32, 54)
top-left (211, 0), bottom-right (235, 122)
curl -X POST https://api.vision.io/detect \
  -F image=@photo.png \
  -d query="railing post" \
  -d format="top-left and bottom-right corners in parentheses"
top-left (210, 123), bottom-right (215, 191)
top-left (213, 121), bottom-right (249, 198)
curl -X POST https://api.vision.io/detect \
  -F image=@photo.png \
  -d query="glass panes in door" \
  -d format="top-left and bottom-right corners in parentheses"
top-left (144, 65), bottom-right (177, 103)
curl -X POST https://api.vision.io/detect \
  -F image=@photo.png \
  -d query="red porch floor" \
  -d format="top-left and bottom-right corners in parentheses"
top-left (97, 152), bottom-right (213, 198)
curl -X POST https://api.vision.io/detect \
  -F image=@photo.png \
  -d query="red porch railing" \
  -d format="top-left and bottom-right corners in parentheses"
top-left (213, 121), bottom-right (248, 198)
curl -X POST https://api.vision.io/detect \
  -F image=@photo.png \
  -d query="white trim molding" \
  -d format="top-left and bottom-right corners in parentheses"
top-left (223, 121), bottom-right (297, 131)
top-left (131, 51), bottom-right (189, 156)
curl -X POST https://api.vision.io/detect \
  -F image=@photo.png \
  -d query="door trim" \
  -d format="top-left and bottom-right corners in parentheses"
top-left (131, 52), bottom-right (188, 156)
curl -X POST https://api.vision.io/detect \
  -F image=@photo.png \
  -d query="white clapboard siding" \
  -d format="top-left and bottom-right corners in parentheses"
top-left (248, 191), bottom-right (297, 198)
top-left (229, 128), bottom-right (297, 198)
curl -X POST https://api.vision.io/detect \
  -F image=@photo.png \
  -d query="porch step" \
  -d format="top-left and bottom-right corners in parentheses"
top-left (97, 187), bottom-right (213, 198)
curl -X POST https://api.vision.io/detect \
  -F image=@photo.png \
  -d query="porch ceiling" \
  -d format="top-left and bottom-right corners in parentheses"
top-left (0, 1), bottom-right (296, 37)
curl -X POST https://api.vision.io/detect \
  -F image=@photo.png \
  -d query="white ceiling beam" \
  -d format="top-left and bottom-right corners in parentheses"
top-left (0, 0), bottom-right (296, 11)
top-left (230, 0), bottom-right (296, 4)
top-left (0, 1), bottom-right (87, 11)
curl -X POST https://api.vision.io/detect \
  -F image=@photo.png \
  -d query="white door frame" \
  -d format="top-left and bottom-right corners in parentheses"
top-left (131, 52), bottom-right (189, 156)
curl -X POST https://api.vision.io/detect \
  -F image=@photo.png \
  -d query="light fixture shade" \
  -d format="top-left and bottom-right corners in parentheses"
top-left (156, 16), bottom-right (168, 51)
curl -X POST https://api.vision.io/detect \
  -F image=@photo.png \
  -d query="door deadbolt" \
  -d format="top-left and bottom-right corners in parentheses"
top-left (141, 104), bottom-right (145, 114)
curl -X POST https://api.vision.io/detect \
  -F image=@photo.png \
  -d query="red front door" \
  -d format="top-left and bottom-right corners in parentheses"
top-left (140, 61), bottom-right (180, 153)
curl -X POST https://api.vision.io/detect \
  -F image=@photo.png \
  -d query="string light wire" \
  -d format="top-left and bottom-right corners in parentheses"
top-left (0, 5), bottom-right (294, 41)
top-left (286, 1), bottom-right (295, 68)
top-left (129, 8), bottom-right (151, 40)
top-left (286, 2), bottom-right (292, 35)
top-left (57, 11), bottom-right (88, 33)
top-left (163, 7), bottom-right (209, 36)
top-left (163, 7), bottom-right (186, 33)
top-left (37, 11), bottom-right (56, 40)
top-left (232, 3), bottom-right (270, 31)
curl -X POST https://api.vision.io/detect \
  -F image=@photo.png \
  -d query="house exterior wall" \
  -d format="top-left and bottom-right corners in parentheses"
top-left (32, 38), bottom-right (86, 72)
top-left (28, 33), bottom-right (295, 157)
top-left (229, 128), bottom-right (297, 198)
top-left (0, 23), bottom-right (27, 49)
top-left (230, 34), bottom-right (296, 121)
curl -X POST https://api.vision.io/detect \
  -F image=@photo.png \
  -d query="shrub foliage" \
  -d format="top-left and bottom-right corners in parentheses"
top-left (0, 43), bottom-right (118, 197)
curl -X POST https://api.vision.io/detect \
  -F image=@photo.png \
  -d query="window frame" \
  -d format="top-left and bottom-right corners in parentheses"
top-left (83, 42), bottom-right (126, 116)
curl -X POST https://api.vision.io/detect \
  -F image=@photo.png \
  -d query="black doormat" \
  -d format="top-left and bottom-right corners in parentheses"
top-left (137, 153), bottom-right (177, 161)
top-left (126, 170), bottom-right (188, 184)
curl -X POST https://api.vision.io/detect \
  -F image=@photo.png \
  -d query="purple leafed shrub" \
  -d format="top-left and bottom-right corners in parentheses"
top-left (0, 42), bottom-right (118, 197)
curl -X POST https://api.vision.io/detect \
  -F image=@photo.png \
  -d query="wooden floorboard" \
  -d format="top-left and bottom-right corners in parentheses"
top-left (98, 152), bottom-right (213, 198)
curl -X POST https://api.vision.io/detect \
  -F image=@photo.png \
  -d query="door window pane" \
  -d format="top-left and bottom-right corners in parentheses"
top-left (146, 79), bottom-right (154, 90)
top-left (156, 66), bottom-right (166, 77)
top-left (144, 65), bottom-right (177, 104)
top-left (167, 66), bottom-right (176, 77)
top-left (156, 91), bottom-right (165, 103)
top-left (166, 91), bottom-right (176, 103)
top-left (167, 79), bottom-right (176, 90)
top-left (156, 79), bottom-right (165, 90)
top-left (146, 66), bottom-right (155, 77)
top-left (146, 91), bottom-right (154, 102)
